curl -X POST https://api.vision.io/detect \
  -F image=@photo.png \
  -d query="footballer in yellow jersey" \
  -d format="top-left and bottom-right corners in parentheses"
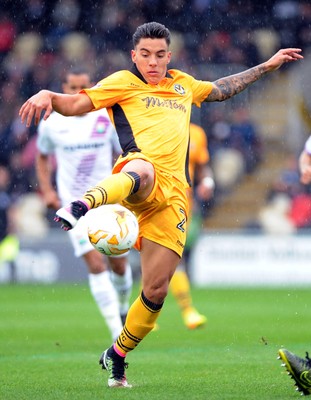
top-left (81, 68), bottom-right (213, 258)
top-left (19, 21), bottom-right (303, 388)
top-left (83, 66), bottom-right (213, 187)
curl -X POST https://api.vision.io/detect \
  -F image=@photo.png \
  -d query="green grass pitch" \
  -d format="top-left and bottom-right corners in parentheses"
top-left (1, 283), bottom-right (311, 399)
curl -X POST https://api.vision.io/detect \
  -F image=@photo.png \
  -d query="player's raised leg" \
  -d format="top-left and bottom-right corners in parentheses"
top-left (54, 171), bottom-right (141, 230)
top-left (55, 158), bottom-right (155, 231)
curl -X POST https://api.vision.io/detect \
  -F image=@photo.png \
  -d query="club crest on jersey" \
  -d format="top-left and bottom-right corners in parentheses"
top-left (174, 84), bottom-right (185, 95)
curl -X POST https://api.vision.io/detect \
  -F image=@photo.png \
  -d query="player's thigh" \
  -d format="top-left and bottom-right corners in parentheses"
top-left (140, 237), bottom-right (180, 302)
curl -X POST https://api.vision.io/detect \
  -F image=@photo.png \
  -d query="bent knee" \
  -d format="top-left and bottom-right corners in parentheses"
top-left (122, 159), bottom-right (155, 189)
top-left (143, 284), bottom-right (169, 304)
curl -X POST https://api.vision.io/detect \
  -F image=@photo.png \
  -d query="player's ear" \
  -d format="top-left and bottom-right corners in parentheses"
top-left (131, 49), bottom-right (136, 63)
top-left (167, 51), bottom-right (172, 64)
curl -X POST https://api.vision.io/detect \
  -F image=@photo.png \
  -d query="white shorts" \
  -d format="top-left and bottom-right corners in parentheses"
top-left (68, 215), bottom-right (94, 258)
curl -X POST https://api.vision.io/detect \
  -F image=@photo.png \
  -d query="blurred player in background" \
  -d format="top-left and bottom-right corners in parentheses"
top-left (169, 121), bottom-right (214, 329)
top-left (20, 21), bottom-right (303, 389)
top-left (278, 135), bottom-right (311, 396)
top-left (35, 69), bottom-right (133, 342)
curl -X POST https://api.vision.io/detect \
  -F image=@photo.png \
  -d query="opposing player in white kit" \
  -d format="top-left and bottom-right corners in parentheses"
top-left (35, 69), bottom-right (133, 342)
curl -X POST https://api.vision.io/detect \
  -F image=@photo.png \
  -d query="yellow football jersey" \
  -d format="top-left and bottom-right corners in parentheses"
top-left (83, 65), bottom-right (213, 187)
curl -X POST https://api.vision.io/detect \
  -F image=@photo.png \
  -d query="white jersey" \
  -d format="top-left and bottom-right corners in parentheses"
top-left (37, 109), bottom-right (121, 205)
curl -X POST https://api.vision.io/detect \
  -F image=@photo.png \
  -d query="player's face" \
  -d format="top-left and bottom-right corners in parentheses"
top-left (62, 74), bottom-right (92, 94)
top-left (131, 38), bottom-right (171, 85)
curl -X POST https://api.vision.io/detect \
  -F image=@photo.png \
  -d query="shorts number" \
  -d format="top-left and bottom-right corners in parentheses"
top-left (176, 208), bottom-right (186, 233)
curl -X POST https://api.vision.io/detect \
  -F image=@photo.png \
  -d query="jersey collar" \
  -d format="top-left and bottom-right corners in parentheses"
top-left (130, 64), bottom-right (173, 84)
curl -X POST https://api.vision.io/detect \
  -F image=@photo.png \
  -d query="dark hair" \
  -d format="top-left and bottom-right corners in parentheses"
top-left (132, 22), bottom-right (171, 48)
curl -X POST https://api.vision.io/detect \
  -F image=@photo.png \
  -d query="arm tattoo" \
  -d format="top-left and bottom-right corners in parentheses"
top-left (206, 64), bottom-right (267, 102)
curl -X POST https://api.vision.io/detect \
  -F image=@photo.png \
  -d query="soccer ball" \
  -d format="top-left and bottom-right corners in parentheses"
top-left (85, 204), bottom-right (139, 257)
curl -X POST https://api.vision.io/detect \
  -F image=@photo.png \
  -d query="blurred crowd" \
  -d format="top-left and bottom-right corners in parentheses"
top-left (1, 0), bottom-right (311, 237)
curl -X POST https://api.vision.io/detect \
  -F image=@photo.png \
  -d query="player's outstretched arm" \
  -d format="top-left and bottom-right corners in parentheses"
top-left (205, 48), bottom-right (303, 102)
top-left (19, 90), bottom-right (94, 127)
